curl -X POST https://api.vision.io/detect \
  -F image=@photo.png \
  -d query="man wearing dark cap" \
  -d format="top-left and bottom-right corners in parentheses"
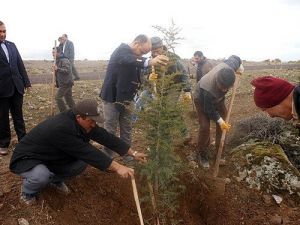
top-left (193, 55), bottom-right (244, 168)
top-left (251, 75), bottom-right (297, 120)
top-left (135, 36), bottom-right (192, 141)
top-left (148, 36), bottom-right (191, 100)
top-left (193, 51), bottom-right (216, 82)
top-left (10, 99), bottom-right (146, 205)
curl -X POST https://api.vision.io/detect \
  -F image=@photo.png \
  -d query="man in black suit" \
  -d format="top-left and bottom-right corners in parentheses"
top-left (60, 34), bottom-right (80, 80)
top-left (100, 34), bottom-right (169, 157)
top-left (0, 21), bottom-right (31, 155)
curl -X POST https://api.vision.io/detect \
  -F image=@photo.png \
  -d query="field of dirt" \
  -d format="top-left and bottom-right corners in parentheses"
top-left (1, 61), bottom-right (300, 225)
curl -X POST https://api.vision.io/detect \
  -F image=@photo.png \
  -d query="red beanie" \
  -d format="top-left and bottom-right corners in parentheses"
top-left (251, 76), bottom-right (295, 108)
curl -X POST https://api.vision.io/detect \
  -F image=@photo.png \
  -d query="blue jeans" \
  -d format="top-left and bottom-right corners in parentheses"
top-left (20, 161), bottom-right (87, 195)
top-left (132, 89), bottom-right (154, 122)
top-left (102, 101), bottom-right (132, 158)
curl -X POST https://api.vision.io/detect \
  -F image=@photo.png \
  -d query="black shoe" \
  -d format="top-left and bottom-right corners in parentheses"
top-left (197, 152), bottom-right (210, 169)
top-left (50, 182), bottom-right (70, 194)
top-left (20, 192), bottom-right (37, 205)
top-left (74, 77), bottom-right (80, 81)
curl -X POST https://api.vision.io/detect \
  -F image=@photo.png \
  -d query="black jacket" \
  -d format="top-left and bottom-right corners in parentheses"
top-left (9, 110), bottom-right (130, 174)
top-left (0, 41), bottom-right (31, 97)
top-left (100, 43), bottom-right (147, 103)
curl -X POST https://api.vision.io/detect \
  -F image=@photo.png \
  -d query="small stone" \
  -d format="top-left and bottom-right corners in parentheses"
top-left (272, 195), bottom-right (283, 204)
top-left (3, 186), bottom-right (11, 194)
top-left (188, 161), bottom-right (198, 169)
top-left (262, 195), bottom-right (272, 205)
top-left (236, 170), bottom-right (247, 182)
top-left (225, 178), bottom-right (231, 184)
top-left (18, 218), bottom-right (29, 225)
top-left (270, 214), bottom-right (283, 224)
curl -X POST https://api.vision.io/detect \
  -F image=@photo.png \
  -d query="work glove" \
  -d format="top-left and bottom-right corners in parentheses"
top-left (182, 92), bottom-right (192, 103)
top-left (149, 72), bottom-right (158, 81)
top-left (236, 64), bottom-right (244, 75)
top-left (217, 118), bottom-right (231, 131)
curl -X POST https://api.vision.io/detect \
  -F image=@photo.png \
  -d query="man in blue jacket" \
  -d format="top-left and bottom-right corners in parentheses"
top-left (100, 34), bottom-right (169, 157)
top-left (0, 21), bottom-right (31, 156)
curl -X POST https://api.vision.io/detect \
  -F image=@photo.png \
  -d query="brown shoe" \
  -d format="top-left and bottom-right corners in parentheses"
top-left (0, 148), bottom-right (8, 155)
top-left (50, 182), bottom-right (70, 194)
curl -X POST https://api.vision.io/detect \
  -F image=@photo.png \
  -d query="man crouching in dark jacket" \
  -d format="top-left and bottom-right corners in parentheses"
top-left (10, 99), bottom-right (146, 205)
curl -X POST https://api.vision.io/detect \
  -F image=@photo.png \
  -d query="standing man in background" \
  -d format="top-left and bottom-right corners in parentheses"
top-left (60, 34), bottom-right (80, 80)
top-left (52, 47), bottom-right (75, 112)
top-left (100, 34), bottom-right (169, 158)
top-left (193, 51), bottom-right (215, 82)
top-left (0, 21), bottom-right (31, 156)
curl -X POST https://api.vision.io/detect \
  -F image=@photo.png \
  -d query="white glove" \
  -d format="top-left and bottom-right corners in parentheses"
top-left (236, 64), bottom-right (244, 75)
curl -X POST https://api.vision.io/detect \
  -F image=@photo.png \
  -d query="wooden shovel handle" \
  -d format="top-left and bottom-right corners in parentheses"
top-left (131, 176), bottom-right (144, 225)
top-left (213, 74), bottom-right (241, 177)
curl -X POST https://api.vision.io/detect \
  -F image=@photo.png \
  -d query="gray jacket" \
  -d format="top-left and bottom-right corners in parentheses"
top-left (55, 57), bottom-right (73, 87)
top-left (63, 40), bottom-right (75, 62)
top-left (194, 63), bottom-right (231, 101)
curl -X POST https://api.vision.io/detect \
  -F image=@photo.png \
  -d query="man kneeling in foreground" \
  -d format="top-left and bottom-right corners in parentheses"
top-left (9, 99), bottom-right (146, 205)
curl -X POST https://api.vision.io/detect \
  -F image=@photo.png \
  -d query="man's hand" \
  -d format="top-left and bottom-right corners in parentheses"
top-left (149, 72), bottom-right (158, 81)
top-left (149, 55), bottom-right (169, 66)
top-left (128, 148), bottom-right (147, 163)
top-left (108, 161), bottom-right (134, 178)
top-left (218, 118), bottom-right (231, 131)
top-left (220, 121), bottom-right (231, 131)
top-left (26, 86), bottom-right (32, 94)
top-left (52, 65), bottom-right (58, 71)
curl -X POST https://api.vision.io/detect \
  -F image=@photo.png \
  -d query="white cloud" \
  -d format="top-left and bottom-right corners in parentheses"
top-left (2, 0), bottom-right (300, 61)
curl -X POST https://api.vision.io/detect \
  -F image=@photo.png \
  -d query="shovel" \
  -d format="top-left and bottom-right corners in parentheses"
top-left (213, 73), bottom-right (241, 177)
top-left (131, 176), bottom-right (144, 225)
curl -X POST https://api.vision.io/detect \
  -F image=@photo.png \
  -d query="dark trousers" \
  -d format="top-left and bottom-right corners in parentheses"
top-left (55, 86), bottom-right (75, 112)
top-left (0, 91), bottom-right (26, 148)
top-left (20, 160), bottom-right (87, 195)
top-left (194, 99), bottom-right (227, 156)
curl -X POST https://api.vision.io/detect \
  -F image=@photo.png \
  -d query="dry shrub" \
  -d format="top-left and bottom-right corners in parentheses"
top-left (228, 113), bottom-right (293, 148)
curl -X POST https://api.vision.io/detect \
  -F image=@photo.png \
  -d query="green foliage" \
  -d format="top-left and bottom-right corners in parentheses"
top-left (135, 21), bottom-right (189, 224)
top-left (136, 74), bottom-right (186, 223)
top-left (152, 19), bottom-right (183, 54)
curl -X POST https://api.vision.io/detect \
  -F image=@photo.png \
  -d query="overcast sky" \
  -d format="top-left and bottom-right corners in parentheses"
top-left (2, 0), bottom-right (300, 61)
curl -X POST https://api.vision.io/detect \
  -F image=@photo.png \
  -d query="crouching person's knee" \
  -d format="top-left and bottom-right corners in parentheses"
top-left (21, 164), bottom-right (53, 193)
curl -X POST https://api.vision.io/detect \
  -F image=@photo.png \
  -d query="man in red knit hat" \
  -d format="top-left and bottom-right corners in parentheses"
top-left (251, 75), bottom-right (298, 120)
